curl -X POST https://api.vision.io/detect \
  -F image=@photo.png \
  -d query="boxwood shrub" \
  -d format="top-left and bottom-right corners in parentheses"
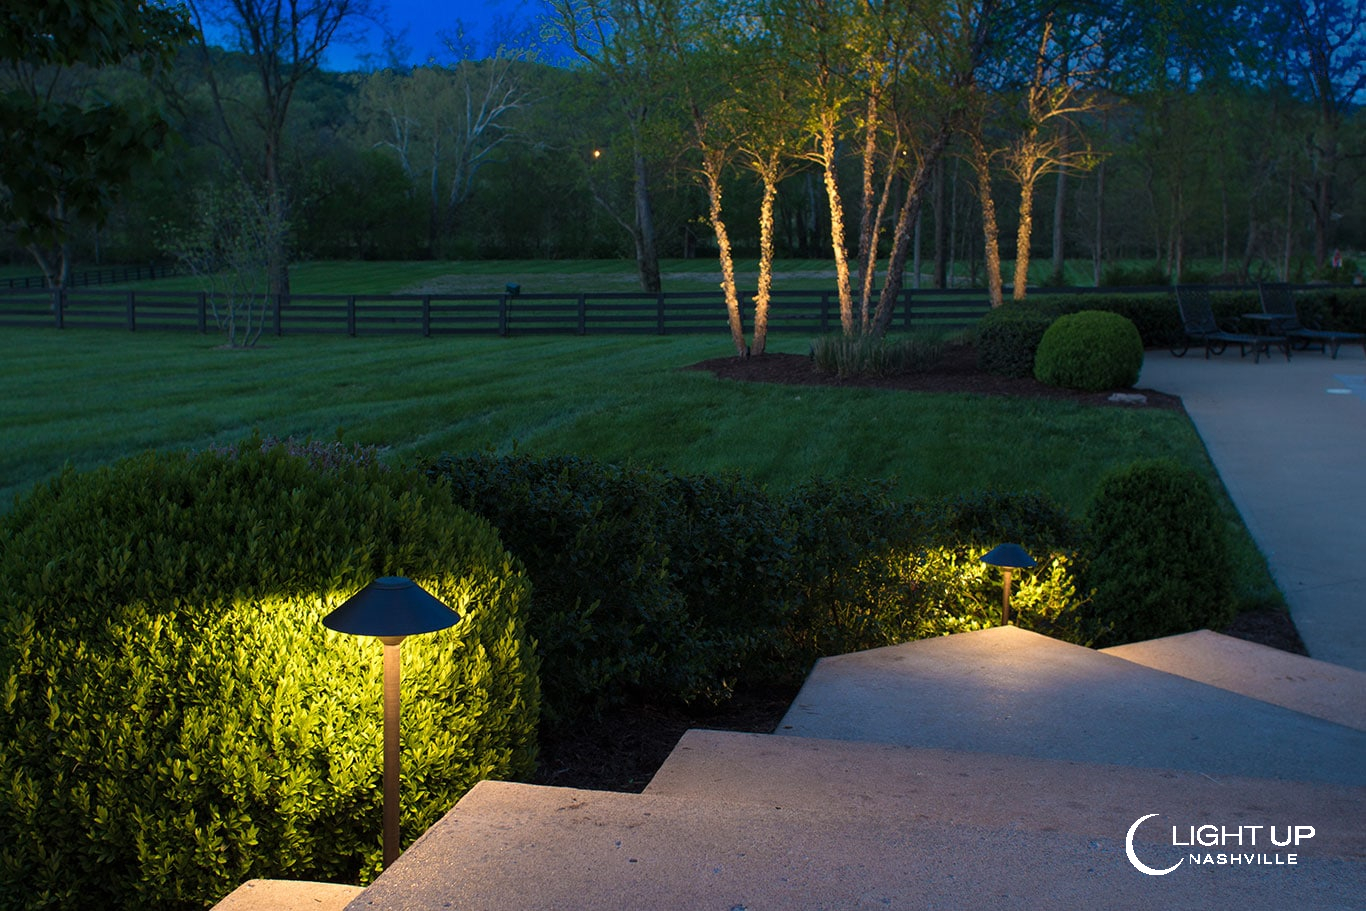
top-left (1081, 458), bottom-right (1235, 645)
top-left (0, 441), bottom-right (539, 910)
top-left (1034, 310), bottom-right (1144, 391)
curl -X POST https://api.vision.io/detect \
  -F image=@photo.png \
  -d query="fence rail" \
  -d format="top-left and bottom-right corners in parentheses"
top-left (0, 263), bottom-right (181, 291)
top-left (0, 286), bottom-right (1016, 337)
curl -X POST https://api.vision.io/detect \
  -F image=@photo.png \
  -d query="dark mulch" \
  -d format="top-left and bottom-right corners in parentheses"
top-left (532, 343), bottom-right (1306, 794)
top-left (685, 342), bottom-right (1187, 411)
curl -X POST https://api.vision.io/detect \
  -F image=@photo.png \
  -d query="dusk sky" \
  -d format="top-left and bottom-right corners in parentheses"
top-left (330, 0), bottom-right (565, 68)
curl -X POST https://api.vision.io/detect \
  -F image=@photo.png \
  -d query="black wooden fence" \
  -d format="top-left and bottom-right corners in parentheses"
top-left (0, 286), bottom-right (1011, 336)
top-left (0, 263), bottom-right (181, 291)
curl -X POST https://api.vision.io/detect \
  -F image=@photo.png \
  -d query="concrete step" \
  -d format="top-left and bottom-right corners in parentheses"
top-left (214, 880), bottom-right (361, 910)
top-left (1100, 629), bottom-right (1366, 731)
top-left (646, 730), bottom-right (1366, 861)
top-left (778, 626), bottom-right (1366, 785)
top-left (346, 778), bottom-right (1365, 911)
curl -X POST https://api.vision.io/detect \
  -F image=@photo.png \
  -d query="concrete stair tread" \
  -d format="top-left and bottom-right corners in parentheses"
top-left (1101, 629), bottom-right (1366, 731)
top-left (779, 626), bottom-right (1366, 785)
top-left (646, 729), bottom-right (1366, 860)
top-left (214, 880), bottom-right (362, 911)
top-left (346, 779), bottom-right (1364, 911)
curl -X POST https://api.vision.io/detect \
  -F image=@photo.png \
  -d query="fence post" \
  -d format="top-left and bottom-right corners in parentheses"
top-left (53, 288), bottom-right (64, 329)
top-left (657, 294), bottom-right (666, 334)
top-left (197, 292), bottom-right (207, 333)
top-left (421, 295), bottom-right (431, 337)
top-left (347, 296), bottom-right (357, 337)
top-left (274, 294), bottom-right (283, 336)
top-left (126, 290), bottom-right (136, 331)
top-left (577, 294), bottom-right (587, 335)
top-left (498, 294), bottom-right (509, 337)
top-left (903, 288), bottom-right (913, 330)
top-left (820, 292), bottom-right (831, 332)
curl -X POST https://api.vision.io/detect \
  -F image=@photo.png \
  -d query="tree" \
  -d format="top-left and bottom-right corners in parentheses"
top-left (187, 0), bottom-right (374, 298)
top-left (0, 0), bottom-right (193, 286)
top-left (164, 181), bottom-right (284, 347)
top-left (549, 0), bottom-right (668, 293)
top-left (1000, 14), bottom-right (1102, 299)
top-left (357, 51), bottom-right (527, 257)
top-left (1273, 0), bottom-right (1366, 266)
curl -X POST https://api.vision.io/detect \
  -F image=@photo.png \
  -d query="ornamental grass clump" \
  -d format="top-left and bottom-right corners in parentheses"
top-left (0, 440), bottom-right (539, 910)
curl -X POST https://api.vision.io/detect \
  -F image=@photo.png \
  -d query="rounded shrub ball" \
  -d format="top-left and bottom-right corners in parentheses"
top-left (1082, 458), bottom-right (1235, 645)
top-left (1033, 310), bottom-right (1144, 391)
top-left (0, 440), bottom-right (540, 910)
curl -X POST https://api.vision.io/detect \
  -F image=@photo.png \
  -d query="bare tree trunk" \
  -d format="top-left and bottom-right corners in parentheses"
top-left (1051, 162), bottom-right (1067, 281)
top-left (752, 164), bottom-right (780, 357)
top-left (816, 114), bottom-right (854, 334)
top-left (1013, 178), bottom-right (1036, 300)
top-left (873, 128), bottom-right (952, 336)
top-left (701, 152), bottom-right (745, 357)
top-left (970, 139), bottom-right (1004, 308)
top-left (933, 157), bottom-right (948, 289)
top-left (633, 149), bottom-right (661, 293)
top-left (1092, 123), bottom-right (1106, 287)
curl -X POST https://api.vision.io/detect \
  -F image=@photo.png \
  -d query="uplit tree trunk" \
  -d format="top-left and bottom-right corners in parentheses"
top-left (872, 128), bottom-right (953, 336)
top-left (968, 132), bottom-right (1005, 308)
top-left (816, 113), bottom-right (855, 335)
top-left (752, 155), bottom-right (783, 356)
top-left (633, 146), bottom-right (662, 293)
top-left (699, 147), bottom-right (745, 357)
top-left (1012, 175), bottom-right (1036, 300)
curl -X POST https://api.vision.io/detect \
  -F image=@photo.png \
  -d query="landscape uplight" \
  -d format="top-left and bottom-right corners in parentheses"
top-left (980, 544), bottom-right (1036, 626)
top-left (323, 576), bottom-right (460, 868)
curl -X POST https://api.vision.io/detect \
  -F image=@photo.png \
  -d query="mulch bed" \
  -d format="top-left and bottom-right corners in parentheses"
top-left (533, 344), bottom-right (1305, 794)
top-left (685, 342), bottom-right (1187, 411)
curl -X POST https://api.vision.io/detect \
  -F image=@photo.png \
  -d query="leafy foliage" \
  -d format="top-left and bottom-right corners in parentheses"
top-left (0, 441), bottom-right (539, 909)
top-left (974, 304), bottom-right (1059, 377)
top-left (422, 453), bottom-right (790, 725)
top-left (1034, 310), bottom-right (1144, 392)
top-left (1081, 458), bottom-right (1235, 646)
top-left (0, 0), bottom-right (193, 269)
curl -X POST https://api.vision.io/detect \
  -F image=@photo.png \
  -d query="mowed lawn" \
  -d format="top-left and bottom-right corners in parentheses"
top-left (0, 324), bottom-right (1282, 611)
top-left (2, 327), bottom-right (1199, 511)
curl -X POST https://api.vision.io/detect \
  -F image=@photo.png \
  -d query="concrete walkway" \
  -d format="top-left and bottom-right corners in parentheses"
top-left (1139, 347), bottom-right (1366, 672)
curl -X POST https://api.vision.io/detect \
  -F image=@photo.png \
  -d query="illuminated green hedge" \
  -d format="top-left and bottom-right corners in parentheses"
top-left (0, 441), bottom-right (539, 909)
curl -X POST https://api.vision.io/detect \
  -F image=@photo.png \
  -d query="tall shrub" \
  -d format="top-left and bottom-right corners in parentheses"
top-left (1034, 310), bottom-right (1144, 391)
top-left (0, 443), bottom-right (539, 909)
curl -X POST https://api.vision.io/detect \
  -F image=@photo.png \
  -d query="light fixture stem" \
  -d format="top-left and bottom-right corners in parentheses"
top-left (382, 639), bottom-right (403, 868)
top-left (1002, 569), bottom-right (1013, 626)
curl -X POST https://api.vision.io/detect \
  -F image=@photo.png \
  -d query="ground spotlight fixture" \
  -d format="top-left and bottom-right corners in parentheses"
top-left (981, 544), bottom-right (1036, 626)
top-left (323, 576), bottom-right (460, 868)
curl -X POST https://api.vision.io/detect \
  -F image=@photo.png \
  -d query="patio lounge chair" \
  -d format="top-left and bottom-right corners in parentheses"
top-left (1259, 283), bottom-right (1365, 360)
top-left (1173, 285), bottom-right (1290, 363)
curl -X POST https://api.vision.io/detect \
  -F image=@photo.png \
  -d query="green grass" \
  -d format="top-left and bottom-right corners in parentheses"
top-left (1, 326), bottom-right (1280, 610)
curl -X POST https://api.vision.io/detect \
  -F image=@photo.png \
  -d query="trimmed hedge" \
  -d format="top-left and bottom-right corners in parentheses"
top-left (423, 454), bottom-right (791, 724)
top-left (1034, 311), bottom-right (1144, 391)
top-left (425, 453), bottom-right (1085, 697)
top-left (975, 304), bottom-right (1059, 376)
top-left (0, 441), bottom-right (539, 909)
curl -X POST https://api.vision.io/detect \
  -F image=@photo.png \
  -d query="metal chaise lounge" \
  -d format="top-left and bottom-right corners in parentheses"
top-left (1172, 285), bottom-right (1289, 363)
top-left (1259, 282), bottom-right (1365, 360)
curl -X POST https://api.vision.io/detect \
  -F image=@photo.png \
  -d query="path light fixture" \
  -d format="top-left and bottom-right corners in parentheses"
top-left (981, 544), bottom-right (1036, 626)
top-left (323, 576), bottom-right (460, 868)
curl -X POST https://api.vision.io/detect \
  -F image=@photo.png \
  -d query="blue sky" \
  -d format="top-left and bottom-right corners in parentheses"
top-left (329, 0), bottom-right (561, 68)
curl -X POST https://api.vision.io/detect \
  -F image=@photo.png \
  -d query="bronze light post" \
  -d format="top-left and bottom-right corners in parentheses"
top-left (980, 544), bottom-right (1036, 626)
top-left (323, 576), bottom-right (460, 868)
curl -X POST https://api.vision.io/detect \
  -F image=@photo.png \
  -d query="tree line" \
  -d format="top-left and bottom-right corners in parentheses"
top-left (1, 1), bottom-right (1361, 350)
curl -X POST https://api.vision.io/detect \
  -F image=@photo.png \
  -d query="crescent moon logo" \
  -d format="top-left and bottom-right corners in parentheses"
top-left (1127, 814), bottom-right (1184, 876)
